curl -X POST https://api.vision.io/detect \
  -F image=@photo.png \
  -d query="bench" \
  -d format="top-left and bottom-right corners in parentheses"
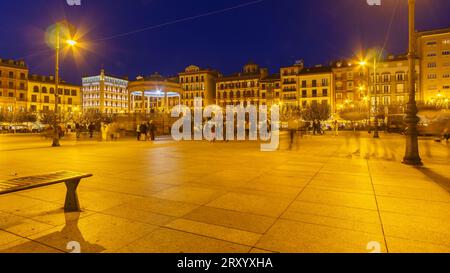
top-left (0, 171), bottom-right (92, 212)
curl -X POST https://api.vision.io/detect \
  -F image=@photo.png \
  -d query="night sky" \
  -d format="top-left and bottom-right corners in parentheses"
top-left (1, 0), bottom-right (450, 84)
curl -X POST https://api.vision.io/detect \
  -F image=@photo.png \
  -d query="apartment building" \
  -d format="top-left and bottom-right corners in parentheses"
top-left (179, 65), bottom-right (219, 108)
top-left (417, 28), bottom-right (450, 105)
top-left (0, 58), bottom-right (28, 114)
top-left (28, 74), bottom-right (81, 114)
top-left (216, 62), bottom-right (268, 108)
top-left (82, 69), bottom-right (129, 114)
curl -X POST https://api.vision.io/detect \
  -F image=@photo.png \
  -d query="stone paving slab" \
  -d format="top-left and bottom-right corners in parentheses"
top-left (0, 133), bottom-right (449, 253)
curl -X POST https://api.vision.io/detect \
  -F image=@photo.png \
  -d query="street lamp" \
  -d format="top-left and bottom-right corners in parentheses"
top-left (358, 57), bottom-right (379, 138)
top-left (403, 0), bottom-right (422, 165)
top-left (49, 21), bottom-right (78, 147)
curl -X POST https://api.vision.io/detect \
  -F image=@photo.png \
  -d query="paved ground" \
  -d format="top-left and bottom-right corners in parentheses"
top-left (0, 132), bottom-right (449, 253)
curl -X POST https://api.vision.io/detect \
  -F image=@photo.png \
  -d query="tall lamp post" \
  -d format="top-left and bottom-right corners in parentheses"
top-left (359, 56), bottom-right (380, 138)
top-left (50, 21), bottom-right (78, 147)
top-left (403, 0), bottom-right (422, 165)
top-left (372, 57), bottom-right (380, 138)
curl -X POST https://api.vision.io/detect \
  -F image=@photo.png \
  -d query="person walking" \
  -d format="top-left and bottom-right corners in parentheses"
top-left (101, 123), bottom-right (109, 141)
top-left (333, 120), bottom-right (339, 136)
top-left (288, 117), bottom-right (299, 150)
top-left (136, 123), bottom-right (141, 141)
top-left (75, 122), bottom-right (81, 139)
top-left (140, 122), bottom-right (148, 141)
top-left (88, 123), bottom-right (95, 139)
top-left (149, 120), bottom-right (156, 141)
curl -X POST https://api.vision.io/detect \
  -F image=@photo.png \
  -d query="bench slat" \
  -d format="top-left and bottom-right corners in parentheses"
top-left (0, 171), bottom-right (92, 194)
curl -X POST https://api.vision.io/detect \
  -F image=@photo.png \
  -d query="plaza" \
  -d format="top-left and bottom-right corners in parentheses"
top-left (0, 132), bottom-right (449, 253)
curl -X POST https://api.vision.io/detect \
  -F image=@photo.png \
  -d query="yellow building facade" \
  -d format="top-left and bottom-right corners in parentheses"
top-left (298, 66), bottom-right (334, 113)
top-left (417, 28), bottom-right (450, 105)
top-left (179, 65), bottom-right (218, 108)
top-left (27, 75), bottom-right (81, 114)
top-left (0, 59), bottom-right (28, 114)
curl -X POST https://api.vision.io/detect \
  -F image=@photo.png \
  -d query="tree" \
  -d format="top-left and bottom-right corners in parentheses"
top-left (301, 103), bottom-right (331, 121)
top-left (15, 111), bottom-right (37, 123)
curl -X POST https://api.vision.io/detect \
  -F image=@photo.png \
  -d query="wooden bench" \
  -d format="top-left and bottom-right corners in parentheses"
top-left (0, 171), bottom-right (92, 212)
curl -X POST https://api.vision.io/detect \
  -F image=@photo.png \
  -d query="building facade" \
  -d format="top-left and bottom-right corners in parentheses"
top-left (0, 59), bottom-right (28, 114)
top-left (280, 62), bottom-right (303, 110)
top-left (332, 60), bottom-right (368, 110)
top-left (367, 55), bottom-right (420, 113)
top-left (216, 62), bottom-right (268, 108)
top-left (82, 69), bottom-right (129, 114)
top-left (260, 74), bottom-right (281, 108)
top-left (28, 74), bottom-right (81, 114)
top-left (298, 66), bottom-right (334, 113)
top-left (179, 65), bottom-right (219, 108)
top-left (417, 28), bottom-right (450, 105)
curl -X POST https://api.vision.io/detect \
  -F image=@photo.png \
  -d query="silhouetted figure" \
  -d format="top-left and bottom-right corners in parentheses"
top-left (88, 123), bottom-right (95, 138)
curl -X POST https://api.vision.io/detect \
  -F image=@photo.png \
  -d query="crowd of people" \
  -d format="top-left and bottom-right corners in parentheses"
top-left (136, 121), bottom-right (157, 141)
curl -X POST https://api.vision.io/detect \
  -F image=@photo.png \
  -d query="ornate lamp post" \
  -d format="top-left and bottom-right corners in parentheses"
top-left (403, 0), bottom-right (422, 165)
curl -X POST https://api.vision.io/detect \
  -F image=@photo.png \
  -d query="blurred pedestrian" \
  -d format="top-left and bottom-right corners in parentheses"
top-left (136, 123), bottom-right (141, 141)
top-left (75, 122), bottom-right (81, 139)
top-left (140, 122), bottom-right (148, 141)
top-left (88, 123), bottom-right (95, 138)
top-left (333, 120), bottom-right (339, 136)
top-left (149, 120), bottom-right (156, 141)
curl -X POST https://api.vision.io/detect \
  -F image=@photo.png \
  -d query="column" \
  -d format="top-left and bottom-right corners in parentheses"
top-left (141, 91), bottom-right (145, 113)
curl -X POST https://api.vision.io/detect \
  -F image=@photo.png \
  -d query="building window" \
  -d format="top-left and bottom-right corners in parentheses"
top-left (322, 89), bottom-right (328, 97)
top-left (428, 63), bottom-right (437, 68)
top-left (302, 90), bottom-right (307, 98)
top-left (312, 90), bottom-right (317, 97)
top-left (31, 95), bottom-right (37, 102)
top-left (396, 73), bottom-right (406, 81)
top-left (44, 96), bottom-right (49, 103)
top-left (71, 90), bottom-right (77, 96)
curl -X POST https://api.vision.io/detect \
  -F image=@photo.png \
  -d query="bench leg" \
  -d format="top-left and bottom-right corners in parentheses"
top-left (64, 179), bottom-right (81, 212)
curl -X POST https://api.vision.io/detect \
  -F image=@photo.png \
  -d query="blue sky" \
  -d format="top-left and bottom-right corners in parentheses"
top-left (1, 0), bottom-right (449, 83)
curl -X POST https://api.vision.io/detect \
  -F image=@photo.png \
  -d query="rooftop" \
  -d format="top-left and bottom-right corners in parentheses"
top-left (0, 58), bottom-right (27, 69)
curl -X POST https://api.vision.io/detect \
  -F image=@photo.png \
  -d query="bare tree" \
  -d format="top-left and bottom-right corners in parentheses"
top-left (301, 103), bottom-right (331, 121)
